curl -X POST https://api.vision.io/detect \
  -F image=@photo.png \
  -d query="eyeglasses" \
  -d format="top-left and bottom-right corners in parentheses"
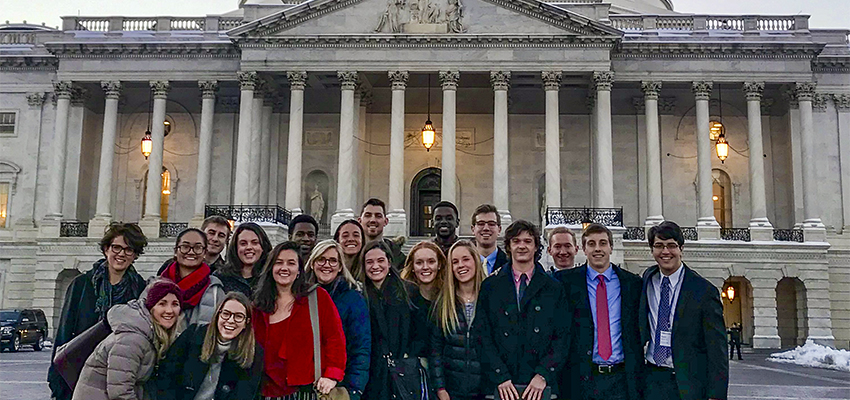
top-left (475, 221), bottom-right (499, 229)
top-left (219, 310), bottom-right (247, 323)
top-left (652, 243), bottom-right (681, 251)
top-left (176, 244), bottom-right (206, 255)
top-left (109, 244), bottom-right (136, 256)
top-left (315, 257), bottom-right (339, 267)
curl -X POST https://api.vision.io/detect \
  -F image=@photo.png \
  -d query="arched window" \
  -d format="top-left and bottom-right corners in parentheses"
top-left (142, 167), bottom-right (171, 222)
top-left (712, 169), bottom-right (732, 228)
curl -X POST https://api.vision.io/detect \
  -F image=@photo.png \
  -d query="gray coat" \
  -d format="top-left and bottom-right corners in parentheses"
top-left (182, 276), bottom-right (224, 328)
top-left (72, 299), bottom-right (158, 400)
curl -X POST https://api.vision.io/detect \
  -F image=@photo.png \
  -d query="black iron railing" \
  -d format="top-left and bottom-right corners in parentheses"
top-left (59, 221), bottom-right (89, 237)
top-left (623, 226), bottom-right (646, 241)
top-left (546, 207), bottom-right (624, 227)
top-left (721, 228), bottom-right (751, 242)
top-left (681, 227), bottom-right (698, 241)
top-left (774, 229), bottom-right (804, 243)
top-left (204, 205), bottom-right (292, 226)
top-left (159, 222), bottom-right (188, 238)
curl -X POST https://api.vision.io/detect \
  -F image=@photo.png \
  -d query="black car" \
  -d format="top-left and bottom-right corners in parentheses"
top-left (0, 309), bottom-right (48, 352)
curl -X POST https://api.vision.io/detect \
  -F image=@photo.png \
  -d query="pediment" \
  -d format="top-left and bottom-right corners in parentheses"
top-left (229, 0), bottom-right (622, 38)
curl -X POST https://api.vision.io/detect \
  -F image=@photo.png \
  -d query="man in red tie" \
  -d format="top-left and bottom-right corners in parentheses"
top-left (554, 223), bottom-right (643, 400)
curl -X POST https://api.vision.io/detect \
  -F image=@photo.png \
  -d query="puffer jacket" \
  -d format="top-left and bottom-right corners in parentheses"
top-left (323, 278), bottom-right (371, 399)
top-left (71, 298), bottom-right (158, 400)
top-left (142, 274), bottom-right (224, 330)
top-left (429, 301), bottom-right (482, 399)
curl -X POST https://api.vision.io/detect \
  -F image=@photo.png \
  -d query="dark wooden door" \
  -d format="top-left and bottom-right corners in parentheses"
top-left (411, 168), bottom-right (442, 236)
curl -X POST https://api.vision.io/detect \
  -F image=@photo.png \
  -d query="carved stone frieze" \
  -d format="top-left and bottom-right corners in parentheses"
top-left (45, 42), bottom-right (239, 59)
top-left (305, 130), bottom-right (334, 148)
top-left (616, 42), bottom-right (824, 60)
top-left (0, 56), bottom-right (58, 71)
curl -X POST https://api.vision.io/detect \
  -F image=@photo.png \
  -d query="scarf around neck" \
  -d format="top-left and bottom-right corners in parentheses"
top-left (161, 261), bottom-right (211, 308)
top-left (92, 259), bottom-right (143, 319)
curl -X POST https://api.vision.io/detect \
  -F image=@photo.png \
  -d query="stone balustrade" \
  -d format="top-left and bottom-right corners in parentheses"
top-left (0, 31), bottom-right (39, 44)
top-left (60, 16), bottom-right (245, 32)
top-left (610, 14), bottom-right (808, 32)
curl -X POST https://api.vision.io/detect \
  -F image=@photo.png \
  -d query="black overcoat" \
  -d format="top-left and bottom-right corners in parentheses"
top-left (429, 300), bottom-right (483, 399)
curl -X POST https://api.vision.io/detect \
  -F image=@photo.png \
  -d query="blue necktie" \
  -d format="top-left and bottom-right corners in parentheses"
top-left (517, 274), bottom-right (528, 307)
top-left (654, 276), bottom-right (672, 365)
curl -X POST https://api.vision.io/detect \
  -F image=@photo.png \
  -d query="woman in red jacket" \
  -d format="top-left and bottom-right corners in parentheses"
top-left (252, 241), bottom-right (347, 400)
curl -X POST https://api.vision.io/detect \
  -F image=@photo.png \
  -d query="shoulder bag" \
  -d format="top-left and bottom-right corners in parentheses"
top-left (309, 289), bottom-right (350, 400)
top-left (52, 318), bottom-right (112, 390)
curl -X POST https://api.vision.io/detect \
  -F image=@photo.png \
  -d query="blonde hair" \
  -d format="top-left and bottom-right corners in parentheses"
top-left (152, 313), bottom-right (182, 361)
top-left (433, 240), bottom-right (486, 336)
top-left (200, 292), bottom-right (256, 369)
top-left (401, 241), bottom-right (447, 289)
top-left (305, 239), bottom-right (358, 288)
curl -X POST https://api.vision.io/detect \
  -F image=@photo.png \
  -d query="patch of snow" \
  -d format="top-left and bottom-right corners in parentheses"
top-left (767, 339), bottom-right (850, 372)
top-left (44, 339), bottom-right (53, 348)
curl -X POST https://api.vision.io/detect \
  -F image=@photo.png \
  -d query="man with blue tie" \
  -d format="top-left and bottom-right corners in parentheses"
top-left (471, 204), bottom-right (509, 275)
top-left (555, 223), bottom-right (643, 400)
top-left (640, 221), bottom-right (728, 400)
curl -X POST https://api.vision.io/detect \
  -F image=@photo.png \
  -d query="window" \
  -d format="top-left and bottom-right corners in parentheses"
top-left (141, 167), bottom-right (171, 222)
top-left (712, 169), bottom-right (732, 228)
top-left (0, 183), bottom-right (8, 228)
top-left (0, 112), bottom-right (15, 136)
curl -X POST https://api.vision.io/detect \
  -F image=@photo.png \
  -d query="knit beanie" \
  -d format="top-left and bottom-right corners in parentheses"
top-left (144, 279), bottom-right (184, 311)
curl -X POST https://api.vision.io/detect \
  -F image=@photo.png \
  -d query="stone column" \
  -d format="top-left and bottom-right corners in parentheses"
top-left (386, 70), bottom-right (409, 237)
top-left (140, 80), bottom-right (170, 238)
top-left (233, 71), bottom-right (256, 206)
top-left (285, 72), bottom-right (307, 214)
top-left (332, 71), bottom-right (359, 231)
top-left (786, 92), bottom-right (804, 227)
top-left (43, 81), bottom-right (73, 231)
top-left (743, 82), bottom-right (773, 240)
top-left (543, 71), bottom-right (562, 210)
top-left (693, 81), bottom-right (721, 239)
top-left (642, 81), bottom-right (664, 226)
top-left (355, 89), bottom-right (370, 208)
top-left (751, 278), bottom-right (781, 348)
top-left (491, 71), bottom-right (512, 230)
top-left (89, 81), bottom-right (123, 237)
top-left (440, 71), bottom-right (459, 204)
top-left (835, 95), bottom-right (850, 231)
top-left (249, 81), bottom-right (265, 204)
top-left (259, 93), bottom-right (273, 205)
top-left (796, 83), bottom-right (826, 241)
top-left (593, 72), bottom-right (615, 208)
top-left (190, 81), bottom-right (218, 227)
top-left (17, 93), bottom-right (45, 237)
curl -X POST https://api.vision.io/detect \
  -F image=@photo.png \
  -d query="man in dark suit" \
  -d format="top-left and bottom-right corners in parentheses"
top-left (474, 220), bottom-right (569, 400)
top-left (471, 204), bottom-right (509, 274)
top-left (640, 221), bottom-right (728, 400)
top-left (555, 223), bottom-right (643, 400)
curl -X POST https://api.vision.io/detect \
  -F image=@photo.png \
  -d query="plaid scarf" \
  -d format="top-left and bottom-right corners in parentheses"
top-left (91, 259), bottom-right (143, 319)
top-left (161, 261), bottom-right (211, 308)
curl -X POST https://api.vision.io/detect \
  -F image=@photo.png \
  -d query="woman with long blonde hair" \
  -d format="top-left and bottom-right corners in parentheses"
top-left (401, 241), bottom-right (447, 302)
top-left (155, 291), bottom-right (264, 400)
top-left (429, 240), bottom-right (487, 400)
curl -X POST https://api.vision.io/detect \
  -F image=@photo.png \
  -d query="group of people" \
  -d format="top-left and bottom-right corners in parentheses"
top-left (47, 197), bottom-right (728, 400)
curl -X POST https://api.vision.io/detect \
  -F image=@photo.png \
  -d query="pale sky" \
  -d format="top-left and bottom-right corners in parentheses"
top-left (0, 0), bottom-right (847, 30)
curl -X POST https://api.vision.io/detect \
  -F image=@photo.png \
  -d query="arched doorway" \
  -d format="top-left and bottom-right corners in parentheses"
top-left (721, 277), bottom-right (754, 345)
top-left (712, 169), bottom-right (732, 228)
top-left (410, 168), bottom-right (441, 237)
top-left (142, 167), bottom-right (172, 222)
top-left (52, 269), bottom-right (82, 335)
top-left (776, 277), bottom-right (808, 348)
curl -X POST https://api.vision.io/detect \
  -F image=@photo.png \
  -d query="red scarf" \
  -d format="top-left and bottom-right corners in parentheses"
top-left (161, 262), bottom-right (211, 308)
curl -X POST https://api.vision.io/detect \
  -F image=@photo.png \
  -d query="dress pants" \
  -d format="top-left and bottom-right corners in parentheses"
top-left (644, 366), bottom-right (681, 400)
top-left (584, 369), bottom-right (629, 400)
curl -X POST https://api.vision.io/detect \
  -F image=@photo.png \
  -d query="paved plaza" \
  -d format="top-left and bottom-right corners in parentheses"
top-left (1, 346), bottom-right (846, 400)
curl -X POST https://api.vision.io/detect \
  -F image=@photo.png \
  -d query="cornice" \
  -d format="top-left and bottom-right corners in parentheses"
top-left (615, 41), bottom-right (825, 60)
top-left (0, 55), bottom-right (58, 71)
top-left (236, 35), bottom-right (619, 49)
top-left (44, 41), bottom-right (240, 59)
top-left (812, 56), bottom-right (850, 73)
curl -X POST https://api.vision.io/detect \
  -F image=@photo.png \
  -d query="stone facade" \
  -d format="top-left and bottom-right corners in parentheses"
top-left (1, 0), bottom-right (849, 349)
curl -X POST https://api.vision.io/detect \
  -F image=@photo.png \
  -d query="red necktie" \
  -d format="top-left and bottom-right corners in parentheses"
top-left (597, 275), bottom-right (612, 361)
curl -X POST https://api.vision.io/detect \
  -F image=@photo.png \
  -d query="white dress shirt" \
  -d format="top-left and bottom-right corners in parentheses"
top-left (645, 264), bottom-right (685, 368)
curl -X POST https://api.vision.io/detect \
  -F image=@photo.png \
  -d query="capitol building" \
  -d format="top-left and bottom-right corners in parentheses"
top-left (1, 0), bottom-right (849, 350)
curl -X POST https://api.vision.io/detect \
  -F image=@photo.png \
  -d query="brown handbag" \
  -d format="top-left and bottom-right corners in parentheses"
top-left (52, 318), bottom-right (111, 390)
top-left (308, 289), bottom-right (350, 400)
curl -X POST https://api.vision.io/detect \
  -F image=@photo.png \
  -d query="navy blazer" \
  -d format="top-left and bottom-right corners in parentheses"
top-left (473, 262), bottom-right (570, 395)
top-left (639, 263), bottom-right (729, 400)
top-left (555, 264), bottom-right (643, 400)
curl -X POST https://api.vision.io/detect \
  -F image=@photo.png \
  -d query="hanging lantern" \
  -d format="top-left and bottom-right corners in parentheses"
top-left (421, 120), bottom-right (436, 151)
top-left (715, 132), bottom-right (729, 164)
top-left (141, 131), bottom-right (152, 159)
top-left (709, 120), bottom-right (724, 141)
top-left (726, 285), bottom-right (735, 301)
top-left (161, 169), bottom-right (171, 195)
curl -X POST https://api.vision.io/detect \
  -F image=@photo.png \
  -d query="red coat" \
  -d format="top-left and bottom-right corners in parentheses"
top-left (254, 287), bottom-right (347, 393)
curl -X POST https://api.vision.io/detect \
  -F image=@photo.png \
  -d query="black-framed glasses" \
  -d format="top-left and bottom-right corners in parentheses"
top-left (109, 244), bottom-right (136, 256)
top-left (219, 310), bottom-right (247, 323)
top-left (176, 244), bottom-right (206, 255)
top-left (652, 243), bottom-right (680, 251)
top-left (475, 221), bottom-right (499, 229)
top-left (315, 257), bottom-right (339, 267)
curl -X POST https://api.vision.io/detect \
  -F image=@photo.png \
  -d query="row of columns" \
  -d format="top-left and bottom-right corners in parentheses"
top-left (41, 75), bottom-right (826, 239)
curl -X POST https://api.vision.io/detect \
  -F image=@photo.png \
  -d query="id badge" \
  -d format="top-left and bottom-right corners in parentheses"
top-left (660, 331), bottom-right (672, 347)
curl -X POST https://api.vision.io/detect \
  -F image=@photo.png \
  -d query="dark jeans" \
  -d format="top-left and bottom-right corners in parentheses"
top-left (644, 367), bottom-right (681, 400)
top-left (584, 369), bottom-right (629, 400)
top-left (729, 341), bottom-right (742, 359)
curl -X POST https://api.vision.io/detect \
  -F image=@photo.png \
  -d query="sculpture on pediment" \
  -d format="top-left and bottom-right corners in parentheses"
top-left (376, 0), bottom-right (406, 33)
top-left (375, 0), bottom-right (465, 33)
top-left (445, 0), bottom-right (467, 33)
